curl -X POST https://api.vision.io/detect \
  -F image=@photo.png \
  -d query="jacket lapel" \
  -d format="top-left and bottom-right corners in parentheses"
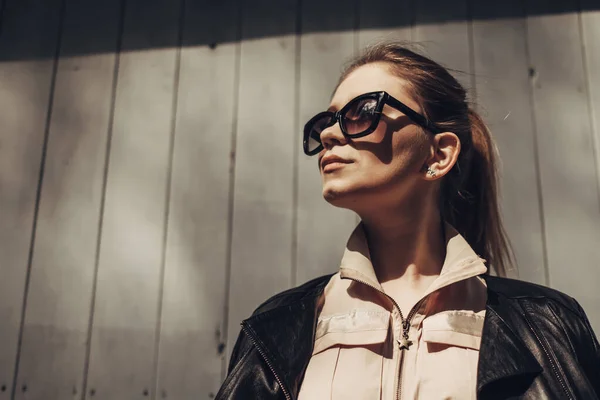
top-left (477, 289), bottom-right (542, 395)
top-left (243, 291), bottom-right (321, 399)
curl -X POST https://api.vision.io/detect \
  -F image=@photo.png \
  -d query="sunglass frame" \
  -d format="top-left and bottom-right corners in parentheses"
top-left (302, 91), bottom-right (440, 156)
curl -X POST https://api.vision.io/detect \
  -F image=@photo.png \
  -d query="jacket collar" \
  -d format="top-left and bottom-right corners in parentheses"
top-left (477, 279), bottom-right (543, 395)
top-left (339, 223), bottom-right (488, 297)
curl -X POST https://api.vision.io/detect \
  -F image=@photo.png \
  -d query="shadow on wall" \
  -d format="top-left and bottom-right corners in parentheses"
top-left (0, 0), bottom-right (599, 61)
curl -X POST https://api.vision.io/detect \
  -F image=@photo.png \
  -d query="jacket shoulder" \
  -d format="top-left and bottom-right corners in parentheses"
top-left (250, 274), bottom-right (333, 317)
top-left (484, 275), bottom-right (584, 317)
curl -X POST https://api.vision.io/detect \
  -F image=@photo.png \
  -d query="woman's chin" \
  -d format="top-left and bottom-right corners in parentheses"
top-left (322, 181), bottom-right (356, 208)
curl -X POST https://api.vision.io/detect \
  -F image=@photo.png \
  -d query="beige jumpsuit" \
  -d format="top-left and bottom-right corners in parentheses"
top-left (298, 224), bottom-right (488, 400)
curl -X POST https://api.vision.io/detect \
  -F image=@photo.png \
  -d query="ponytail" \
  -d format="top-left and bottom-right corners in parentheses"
top-left (441, 110), bottom-right (513, 277)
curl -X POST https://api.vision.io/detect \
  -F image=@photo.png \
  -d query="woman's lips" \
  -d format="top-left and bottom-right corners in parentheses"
top-left (322, 161), bottom-right (351, 172)
top-left (321, 154), bottom-right (353, 172)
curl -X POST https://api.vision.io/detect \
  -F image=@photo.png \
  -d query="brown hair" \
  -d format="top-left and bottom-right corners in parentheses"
top-left (339, 42), bottom-right (513, 277)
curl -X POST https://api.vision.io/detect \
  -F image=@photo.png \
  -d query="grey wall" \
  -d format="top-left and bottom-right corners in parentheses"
top-left (1, 0), bottom-right (599, 399)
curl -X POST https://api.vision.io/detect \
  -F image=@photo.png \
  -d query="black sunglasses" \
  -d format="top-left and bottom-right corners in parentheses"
top-left (302, 91), bottom-right (441, 156)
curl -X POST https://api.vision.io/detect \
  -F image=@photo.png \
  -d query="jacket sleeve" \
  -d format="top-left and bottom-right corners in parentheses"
top-left (573, 300), bottom-right (600, 394)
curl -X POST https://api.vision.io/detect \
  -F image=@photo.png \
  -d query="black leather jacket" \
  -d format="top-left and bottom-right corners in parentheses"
top-left (216, 275), bottom-right (600, 399)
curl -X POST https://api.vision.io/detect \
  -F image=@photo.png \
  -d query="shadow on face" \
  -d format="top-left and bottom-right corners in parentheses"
top-left (352, 113), bottom-right (422, 166)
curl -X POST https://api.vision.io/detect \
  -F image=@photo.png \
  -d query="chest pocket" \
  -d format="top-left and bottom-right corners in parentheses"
top-left (298, 309), bottom-right (390, 400)
top-left (415, 310), bottom-right (485, 400)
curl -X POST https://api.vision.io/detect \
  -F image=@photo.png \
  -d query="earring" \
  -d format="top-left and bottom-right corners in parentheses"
top-left (426, 167), bottom-right (437, 177)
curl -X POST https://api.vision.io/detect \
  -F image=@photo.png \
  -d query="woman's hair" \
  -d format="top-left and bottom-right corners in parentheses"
top-left (339, 42), bottom-right (513, 277)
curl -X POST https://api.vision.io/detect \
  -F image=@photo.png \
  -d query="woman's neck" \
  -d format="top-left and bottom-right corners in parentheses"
top-left (359, 201), bottom-right (446, 300)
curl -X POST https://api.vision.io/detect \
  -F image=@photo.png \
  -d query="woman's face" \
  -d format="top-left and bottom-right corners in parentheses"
top-left (318, 63), bottom-right (431, 212)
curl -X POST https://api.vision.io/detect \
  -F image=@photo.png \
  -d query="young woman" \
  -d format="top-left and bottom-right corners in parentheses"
top-left (216, 43), bottom-right (600, 399)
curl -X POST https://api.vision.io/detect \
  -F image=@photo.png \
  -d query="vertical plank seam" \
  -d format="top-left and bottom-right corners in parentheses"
top-left (355, 0), bottom-right (360, 51)
top-left (291, 0), bottom-right (302, 288)
top-left (353, 0), bottom-right (359, 56)
top-left (0, 0), bottom-right (10, 393)
top-left (0, 0), bottom-right (7, 40)
top-left (578, 3), bottom-right (600, 211)
top-left (523, 0), bottom-right (550, 287)
top-left (466, 0), bottom-right (477, 103)
top-left (409, 0), bottom-right (416, 43)
top-left (81, 0), bottom-right (127, 398)
top-left (221, 0), bottom-right (243, 381)
top-left (10, 0), bottom-right (67, 398)
top-left (150, 0), bottom-right (186, 398)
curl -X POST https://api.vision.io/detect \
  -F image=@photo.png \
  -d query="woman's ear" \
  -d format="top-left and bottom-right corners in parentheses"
top-left (422, 132), bottom-right (461, 180)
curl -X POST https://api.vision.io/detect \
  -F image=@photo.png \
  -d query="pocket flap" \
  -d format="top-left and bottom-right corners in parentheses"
top-left (422, 310), bottom-right (484, 350)
top-left (313, 309), bottom-right (390, 355)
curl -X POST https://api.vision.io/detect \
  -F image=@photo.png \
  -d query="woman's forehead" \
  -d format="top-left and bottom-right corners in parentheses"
top-left (330, 63), bottom-right (420, 112)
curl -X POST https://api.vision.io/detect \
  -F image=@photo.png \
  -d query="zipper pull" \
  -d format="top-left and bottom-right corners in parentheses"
top-left (398, 335), bottom-right (413, 350)
top-left (398, 321), bottom-right (413, 350)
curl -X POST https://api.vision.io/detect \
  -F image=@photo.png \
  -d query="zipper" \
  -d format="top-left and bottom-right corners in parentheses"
top-left (241, 324), bottom-right (292, 400)
top-left (395, 297), bottom-right (427, 400)
top-left (345, 276), bottom-right (427, 400)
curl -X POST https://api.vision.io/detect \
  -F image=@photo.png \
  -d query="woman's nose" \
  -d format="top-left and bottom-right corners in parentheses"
top-left (320, 121), bottom-right (347, 150)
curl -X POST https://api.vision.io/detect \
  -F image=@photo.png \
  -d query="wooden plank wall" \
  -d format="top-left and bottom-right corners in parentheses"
top-left (226, 0), bottom-right (299, 364)
top-left (156, 1), bottom-right (239, 398)
top-left (0, 0), bottom-right (69, 399)
top-left (526, 0), bottom-right (600, 321)
top-left (0, 0), bottom-right (599, 398)
top-left (471, 1), bottom-right (546, 284)
top-left (14, 1), bottom-right (121, 399)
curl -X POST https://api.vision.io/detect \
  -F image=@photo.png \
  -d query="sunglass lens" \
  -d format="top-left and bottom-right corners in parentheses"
top-left (305, 114), bottom-right (332, 154)
top-left (342, 97), bottom-right (378, 135)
